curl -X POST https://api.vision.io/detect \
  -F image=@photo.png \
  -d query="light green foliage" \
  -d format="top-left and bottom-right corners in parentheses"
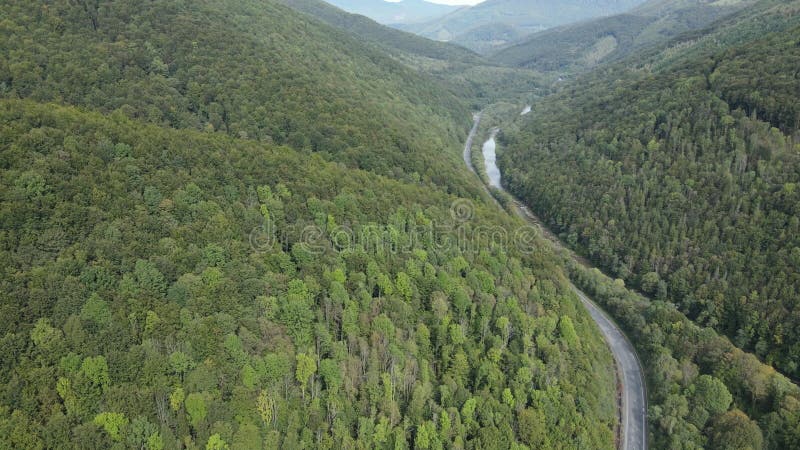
top-left (30, 318), bottom-right (62, 351)
top-left (414, 421), bottom-right (437, 449)
top-left (381, 372), bottom-right (393, 402)
top-left (93, 412), bottom-right (128, 441)
top-left (80, 356), bottom-right (110, 389)
top-left (80, 294), bottom-right (111, 325)
top-left (56, 377), bottom-right (79, 416)
top-left (147, 433), bottom-right (165, 450)
top-left (439, 410), bottom-right (451, 437)
top-left (185, 393), bottom-right (208, 429)
top-left (502, 388), bottom-right (515, 408)
top-left (144, 311), bottom-right (160, 336)
top-left (558, 316), bottom-right (578, 347)
top-left (169, 387), bottom-right (185, 412)
top-left (691, 375), bottom-right (733, 417)
top-left (295, 353), bottom-right (317, 399)
top-left (396, 272), bottom-right (413, 301)
top-left (377, 273), bottom-right (394, 297)
top-left (448, 324), bottom-right (465, 346)
top-left (169, 351), bottom-right (192, 378)
top-left (461, 398), bottom-right (477, 422)
top-left (206, 433), bottom-right (230, 450)
top-left (14, 171), bottom-right (47, 199)
top-left (241, 364), bottom-right (258, 389)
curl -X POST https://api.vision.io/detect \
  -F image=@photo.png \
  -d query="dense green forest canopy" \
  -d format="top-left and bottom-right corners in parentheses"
top-left (501, 0), bottom-right (800, 383)
top-left (0, 98), bottom-right (618, 449)
top-left (0, 0), bottom-right (625, 448)
top-left (275, 0), bottom-right (552, 109)
top-left (565, 257), bottom-right (800, 449)
top-left (3, 0), bottom-right (800, 448)
top-left (0, 0), bottom-right (477, 194)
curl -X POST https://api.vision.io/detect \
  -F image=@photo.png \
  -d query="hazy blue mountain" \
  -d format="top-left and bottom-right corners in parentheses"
top-left (399, 0), bottom-right (646, 53)
top-left (280, 0), bottom-right (481, 63)
top-left (491, 0), bottom-right (757, 71)
top-left (323, 0), bottom-right (461, 24)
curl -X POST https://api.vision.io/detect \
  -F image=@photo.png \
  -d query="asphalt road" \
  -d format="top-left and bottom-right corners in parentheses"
top-left (574, 287), bottom-right (648, 450)
top-left (464, 112), bottom-right (648, 450)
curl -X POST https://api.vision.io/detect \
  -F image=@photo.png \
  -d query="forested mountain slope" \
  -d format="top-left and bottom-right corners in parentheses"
top-left (501, 0), bottom-right (800, 386)
top-left (0, 99), bottom-right (619, 449)
top-left (399, 0), bottom-right (645, 54)
top-left (0, 0), bottom-right (622, 448)
top-left (490, 0), bottom-right (757, 72)
top-left (0, 0), bottom-right (474, 194)
top-left (277, 0), bottom-right (482, 64)
top-left (277, 0), bottom-right (549, 108)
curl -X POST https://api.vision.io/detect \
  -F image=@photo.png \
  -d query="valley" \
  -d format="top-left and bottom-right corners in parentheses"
top-left (1, 0), bottom-right (799, 449)
top-left (467, 112), bottom-right (648, 450)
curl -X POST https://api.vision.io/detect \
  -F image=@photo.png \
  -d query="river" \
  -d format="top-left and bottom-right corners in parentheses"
top-left (482, 129), bottom-right (501, 189)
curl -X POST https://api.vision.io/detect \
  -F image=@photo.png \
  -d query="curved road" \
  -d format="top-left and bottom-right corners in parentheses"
top-left (464, 112), bottom-right (647, 450)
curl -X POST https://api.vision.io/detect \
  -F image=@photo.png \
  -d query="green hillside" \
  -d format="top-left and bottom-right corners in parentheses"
top-left (0, 0), bottom-right (473, 194)
top-left (490, 0), bottom-right (757, 72)
top-left (0, 0), bottom-right (621, 448)
top-left (492, 3), bottom-right (800, 447)
top-left (4, 0), bottom-right (800, 448)
top-left (501, 0), bottom-right (800, 387)
top-left (276, 0), bottom-right (553, 110)
top-left (0, 98), bottom-right (618, 449)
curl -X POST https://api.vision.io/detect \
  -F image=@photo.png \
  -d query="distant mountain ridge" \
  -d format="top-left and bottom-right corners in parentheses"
top-left (280, 0), bottom-right (482, 63)
top-left (323, 0), bottom-right (461, 24)
top-left (398, 0), bottom-right (646, 53)
top-left (490, 0), bottom-right (758, 72)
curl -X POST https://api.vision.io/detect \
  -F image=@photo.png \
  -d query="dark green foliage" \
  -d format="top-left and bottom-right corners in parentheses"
top-left (494, 3), bottom-right (800, 448)
top-left (502, 11), bottom-right (800, 381)
top-left (709, 28), bottom-right (800, 134)
top-left (568, 262), bottom-right (800, 449)
top-left (491, 13), bottom-right (655, 71)
top-left (0, 0), bottom-right (473, 193)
